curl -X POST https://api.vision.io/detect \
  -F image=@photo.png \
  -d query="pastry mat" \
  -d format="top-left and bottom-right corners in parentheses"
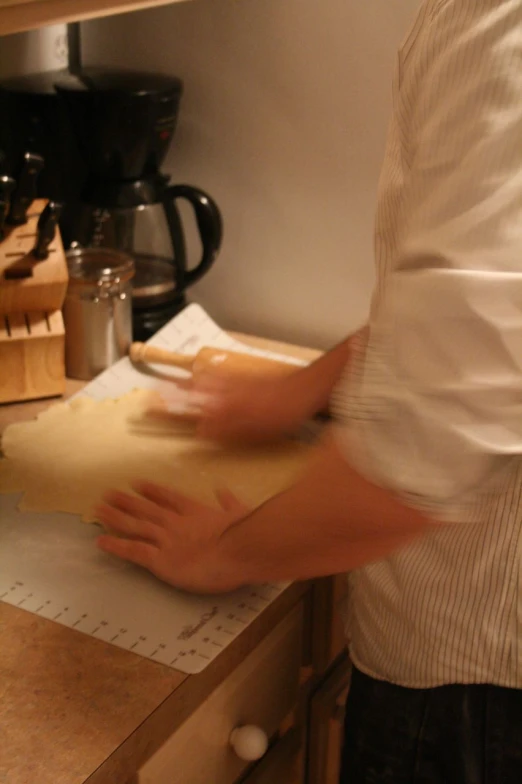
top-left (0, 305), bottom-right (305, 674)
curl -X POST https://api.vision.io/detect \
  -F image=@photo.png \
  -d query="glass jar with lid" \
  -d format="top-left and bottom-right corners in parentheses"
top-left (63, 246), bottom-right (135, 380)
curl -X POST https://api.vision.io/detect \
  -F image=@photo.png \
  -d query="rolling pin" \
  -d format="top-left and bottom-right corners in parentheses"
top-left (129, 342), bottom-right (301, 379)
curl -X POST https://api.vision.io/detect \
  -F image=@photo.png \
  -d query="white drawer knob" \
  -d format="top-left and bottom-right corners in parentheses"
top-left (229, 725), bottom-right (269, 761)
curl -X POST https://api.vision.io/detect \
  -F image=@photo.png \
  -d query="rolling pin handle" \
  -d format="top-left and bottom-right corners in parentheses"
top-left (129, 342), bottom-right (195, 371)
top-left (129, 342), bottom-right (147, 363)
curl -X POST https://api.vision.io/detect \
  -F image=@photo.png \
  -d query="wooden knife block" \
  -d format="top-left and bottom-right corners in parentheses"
top-left (0, 199), bottom-right (67, 404)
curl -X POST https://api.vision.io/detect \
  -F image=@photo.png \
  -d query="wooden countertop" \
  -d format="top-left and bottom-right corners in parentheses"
top-left (0, 331), bottom-right (320, 784)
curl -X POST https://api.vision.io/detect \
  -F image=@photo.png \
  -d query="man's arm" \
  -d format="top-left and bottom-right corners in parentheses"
top-left (212, 429), bottom-right (431, 586)
top-left (96, 428), bottom-right (432, 594)
top-left (287, 332), bottom-right (361, 418)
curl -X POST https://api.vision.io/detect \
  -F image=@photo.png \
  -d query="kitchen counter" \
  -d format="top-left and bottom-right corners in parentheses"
top-left (0, 332), bottom-right (321, 784)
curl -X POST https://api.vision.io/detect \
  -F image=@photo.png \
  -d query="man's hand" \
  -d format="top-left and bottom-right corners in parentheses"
top-left (157, 334), bottom-right (357, 444)
top-left (95, 482), bottom-right (249, 594)
top-left (184, 370), bottom-right (307, 442)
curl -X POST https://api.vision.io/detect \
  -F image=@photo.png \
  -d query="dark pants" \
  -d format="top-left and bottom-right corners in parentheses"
top-left (340, 666), bottom-right (522, 784)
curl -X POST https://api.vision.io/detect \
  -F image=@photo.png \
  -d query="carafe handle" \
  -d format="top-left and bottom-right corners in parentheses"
top-left (165, 184), bottom-right (223, 287)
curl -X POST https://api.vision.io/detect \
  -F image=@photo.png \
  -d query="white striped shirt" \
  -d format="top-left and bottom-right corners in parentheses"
top-left (332, 0), bottom-right (522, 688)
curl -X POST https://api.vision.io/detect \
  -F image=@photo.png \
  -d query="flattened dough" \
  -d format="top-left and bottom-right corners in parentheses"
top-left (0, 389), bottom-right (312, 522)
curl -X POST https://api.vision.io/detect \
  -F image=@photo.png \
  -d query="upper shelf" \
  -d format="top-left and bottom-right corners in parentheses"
top-left (0, 0), bottom-right (187, 37)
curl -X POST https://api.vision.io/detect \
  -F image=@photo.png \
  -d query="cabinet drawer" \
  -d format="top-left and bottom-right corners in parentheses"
top-left (138, 603), bottom-right (304, 784)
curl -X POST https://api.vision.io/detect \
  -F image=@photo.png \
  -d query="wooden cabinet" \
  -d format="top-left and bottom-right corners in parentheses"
top-left (134, 579), bottom-right (350, 784)
top-left (307, 652), bottom-right (352, 784)
top-left (311, 575), bottom-right (349, 674)
top-left (304, 575), bottom-right (350, 784)
top-left (137, 603), bottom-right (306, 784)
top-left (0, 0), bottom-right (189, 37)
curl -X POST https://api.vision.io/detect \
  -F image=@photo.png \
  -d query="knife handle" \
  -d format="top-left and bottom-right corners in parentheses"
top-left (7, 152), bottom-right (45, 226)
top-left (33, 201), bottom-right (63, 260)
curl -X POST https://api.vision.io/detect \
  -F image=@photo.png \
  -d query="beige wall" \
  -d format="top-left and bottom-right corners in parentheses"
top-left (1, 0), bottom-right (420, 347)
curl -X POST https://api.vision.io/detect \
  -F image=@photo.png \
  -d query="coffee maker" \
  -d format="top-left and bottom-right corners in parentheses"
top-left (0, 67), bottom-right (223, 340)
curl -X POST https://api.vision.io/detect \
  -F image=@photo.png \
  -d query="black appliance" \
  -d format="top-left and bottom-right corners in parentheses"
top-left (0, 67), bottom-right (223, 340)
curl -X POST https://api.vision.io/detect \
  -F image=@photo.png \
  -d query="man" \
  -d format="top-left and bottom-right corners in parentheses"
top-left (95, 1), bottom-right (522, 780)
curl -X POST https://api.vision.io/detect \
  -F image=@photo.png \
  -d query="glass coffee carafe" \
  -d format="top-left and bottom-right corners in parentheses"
top-left (63, 174), bottom-right (222, 340)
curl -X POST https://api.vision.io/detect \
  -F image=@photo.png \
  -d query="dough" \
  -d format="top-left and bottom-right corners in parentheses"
top-left (0, 389), bottom-right (312, 523)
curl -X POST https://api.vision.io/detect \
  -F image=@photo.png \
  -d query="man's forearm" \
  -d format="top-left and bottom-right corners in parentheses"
top-left (292, 329), bottom-right (363, 418)
top-left (215, 428), bottom-right (432, 586)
